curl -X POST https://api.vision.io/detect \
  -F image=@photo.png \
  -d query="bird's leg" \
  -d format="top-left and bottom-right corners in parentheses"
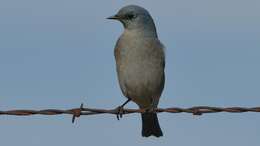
top-left (144, 98), bottom-right (156, 113)
top-left (116, 98), bottom-right (131, 120)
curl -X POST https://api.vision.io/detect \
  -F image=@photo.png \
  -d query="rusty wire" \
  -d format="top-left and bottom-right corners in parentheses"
top-left (0, 104), bottom-right (260, 123)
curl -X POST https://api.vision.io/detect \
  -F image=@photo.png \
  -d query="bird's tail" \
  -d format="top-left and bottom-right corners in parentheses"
top-left (141, 113), bottom-right (163, 137)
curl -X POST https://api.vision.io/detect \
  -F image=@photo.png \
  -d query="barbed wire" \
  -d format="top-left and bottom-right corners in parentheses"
top-left (0, 104), bottom-right (260, 123)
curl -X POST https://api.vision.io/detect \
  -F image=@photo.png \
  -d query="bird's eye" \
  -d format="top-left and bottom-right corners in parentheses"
top-left (126, 14), bottom-right (136, 20)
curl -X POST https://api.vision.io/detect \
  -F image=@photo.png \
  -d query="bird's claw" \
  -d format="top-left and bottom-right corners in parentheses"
top-left (148, 107), bottom-right (156, 113)
top-left (115, 106), bottom-right (124, 120)
top-left (143, 105), bottom-right (156, 113)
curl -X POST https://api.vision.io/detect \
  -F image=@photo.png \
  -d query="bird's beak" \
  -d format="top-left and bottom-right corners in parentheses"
top-left (107, 14), bottom-right (120, 20)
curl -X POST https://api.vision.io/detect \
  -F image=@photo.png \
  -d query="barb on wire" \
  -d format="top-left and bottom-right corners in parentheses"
top-left (0, 103), bottom-right (260, 123)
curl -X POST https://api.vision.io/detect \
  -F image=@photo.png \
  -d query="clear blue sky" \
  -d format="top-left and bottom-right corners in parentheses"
top-left (0, 0), bottom-right (260, 145)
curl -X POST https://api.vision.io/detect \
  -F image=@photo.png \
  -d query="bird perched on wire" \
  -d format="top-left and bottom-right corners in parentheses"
top-left (108, 5), bottom-right (165, 137)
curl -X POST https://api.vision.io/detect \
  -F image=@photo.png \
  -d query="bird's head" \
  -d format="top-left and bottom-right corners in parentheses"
top-left (107, 5), bottom-right (157, 37)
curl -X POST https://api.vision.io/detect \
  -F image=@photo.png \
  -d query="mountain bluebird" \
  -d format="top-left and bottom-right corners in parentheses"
top-left (108, 5), bottom-right (165, 137)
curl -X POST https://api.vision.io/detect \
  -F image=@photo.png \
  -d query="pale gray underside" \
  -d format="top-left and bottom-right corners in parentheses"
top-left (114, 31), bottom-right (165, 108)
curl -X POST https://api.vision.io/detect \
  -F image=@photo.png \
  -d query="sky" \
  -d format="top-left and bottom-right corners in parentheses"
top-left (0, 0), bottom-right (260, 145)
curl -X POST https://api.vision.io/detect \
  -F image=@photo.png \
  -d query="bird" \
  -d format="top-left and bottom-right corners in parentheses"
top-left (107, 5), bottom-right (165, 137)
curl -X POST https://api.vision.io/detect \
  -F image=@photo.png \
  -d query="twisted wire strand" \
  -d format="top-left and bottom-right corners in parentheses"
top-left (1, 104), bottom-right (260, 123)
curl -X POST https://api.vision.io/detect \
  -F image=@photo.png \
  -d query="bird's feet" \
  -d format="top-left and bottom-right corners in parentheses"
top-left (144, 106), bottom-right (156, 113)
top-left (115, 106), bottom-right (125, 120)
top-left (115, 98), bottom-right (131, 120)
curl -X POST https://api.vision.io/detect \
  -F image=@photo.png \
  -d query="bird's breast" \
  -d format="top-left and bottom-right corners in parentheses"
top-left (115, 35), bottom-right (165, 107)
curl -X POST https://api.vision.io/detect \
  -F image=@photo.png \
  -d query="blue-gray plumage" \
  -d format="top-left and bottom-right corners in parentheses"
top-left (108, 5), bottom-right (165, 137)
